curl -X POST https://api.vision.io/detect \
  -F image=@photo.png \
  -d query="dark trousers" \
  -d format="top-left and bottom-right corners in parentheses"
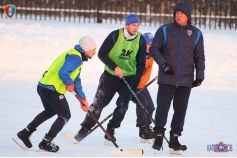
top-left (153, 84), bottom-right (191, 136)
top-left (135, 87), bottom-right (155, 127)
top-left (27, 85), bottom-right (71, 138)
top-left (81, 71), bottom-right (134, 129)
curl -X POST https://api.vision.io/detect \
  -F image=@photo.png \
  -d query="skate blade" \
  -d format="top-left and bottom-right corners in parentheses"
top-left (170, 148), bottom-right (182, 155)
top-left (36, 148), bottom-right (50, 152)
top-left (140, 138), bottom-right (154, 144)
top-left (62, 132), bottom-right (79, 144)
top-left (154, 149), bottom-right (160, 154)
top-left (104, 139), bottom-right (113, 146)
top-left (12, 136), bottom-right (29, 150)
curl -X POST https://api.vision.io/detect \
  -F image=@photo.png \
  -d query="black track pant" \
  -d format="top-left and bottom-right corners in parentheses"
top-left (27, 85), bottom-right (71, 138)
top-left (135, 87), bottom-right (155, 127)
top-left (81, 71), bottom-right (134, 129)
top-left (153, 84), bottom-right (191, 136)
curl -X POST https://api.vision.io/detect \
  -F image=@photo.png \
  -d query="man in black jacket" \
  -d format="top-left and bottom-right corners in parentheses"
top-left (150, 2), bottom-right (205, 155)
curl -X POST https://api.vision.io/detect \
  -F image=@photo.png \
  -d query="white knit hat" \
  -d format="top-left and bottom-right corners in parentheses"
top-left (79, 35), bottom-right (96, 51)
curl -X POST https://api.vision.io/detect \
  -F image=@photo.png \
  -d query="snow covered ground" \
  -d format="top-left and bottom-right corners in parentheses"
top-left (0, 17), bottom-right (237, 157)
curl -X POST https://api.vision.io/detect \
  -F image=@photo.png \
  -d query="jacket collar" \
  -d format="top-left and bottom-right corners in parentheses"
top-left (174, 20), bottom-right (192, 30)
top-left (74, 44), bottom-right (88, 62)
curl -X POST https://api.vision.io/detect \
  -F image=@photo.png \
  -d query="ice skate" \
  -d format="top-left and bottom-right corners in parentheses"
top-left (139, 125), bottom-right (154, 144)
top-left (74, 127), bottom-right (90, 142)
top-left (169, 133), bottom-right (187, 155)
top-left (38, 133), bottom-right (59, 152)
top-left (152, 133), bottom-right (164, 154)
top-left (104, 126), bottom-right (116, 146)
top-left (12, 128), bottom-right (36, 150)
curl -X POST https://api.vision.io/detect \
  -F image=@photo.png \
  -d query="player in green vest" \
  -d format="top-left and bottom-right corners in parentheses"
top-left (74, 14), bottom-right (147, 144)
top-left (13, 36), bottom-right (96, 152)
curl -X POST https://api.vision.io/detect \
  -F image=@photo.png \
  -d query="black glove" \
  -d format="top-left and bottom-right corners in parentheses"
top-left (162, 63), bottom-right (174, 75)
top-left (192, 79), bottom-right (203, 87)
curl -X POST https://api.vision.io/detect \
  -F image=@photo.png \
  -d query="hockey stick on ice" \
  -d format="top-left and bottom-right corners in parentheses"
top-left (72, 91), bottom-right (144, 155)
top-left (71, 76), bottom-right (158, 143)
top-left (72, 112), bottom-right (113, 143)
top-left (122, 77), bottom-right (170, 144)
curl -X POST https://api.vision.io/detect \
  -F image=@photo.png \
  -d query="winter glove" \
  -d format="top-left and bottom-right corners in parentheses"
top-left (80, 98), bottom-right (90, 112)
top-left (162, 63), bottom-right (174, 75)
top-left (66, 83), bottom-right (74, 92)
top-left (192, 79), bottom-right (203, 87)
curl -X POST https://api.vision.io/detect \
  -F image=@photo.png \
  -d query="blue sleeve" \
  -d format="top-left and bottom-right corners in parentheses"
top-left (58, 55), bottom-right (82, 86)
top-left (194, 31), bottom-right (205, 79)
top-left (74, 73), bottom-right (86, 99)
top-left (149, 26), bottom-right (167, 66)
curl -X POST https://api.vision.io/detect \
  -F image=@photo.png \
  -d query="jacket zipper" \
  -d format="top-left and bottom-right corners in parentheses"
top-left (176, 26), bottom-right (184, 86)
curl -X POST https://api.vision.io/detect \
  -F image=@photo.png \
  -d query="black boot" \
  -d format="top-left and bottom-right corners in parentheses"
top-left (74, 127), bottom-right (90, 142)
top-left (104, 126), bottom-right (116, 142)
top-left (149, 126), bottom-right (156, 139)
top-left (139, 125), bottom-right (153, 139)
top-left (169, 133), bottom-right (187, 154)
top-left (17, 127), bottom-right (36, 148)
top-left (152, 133), bottom-right (164, 151)
top-left (38, 133), bottom-right (59, 152)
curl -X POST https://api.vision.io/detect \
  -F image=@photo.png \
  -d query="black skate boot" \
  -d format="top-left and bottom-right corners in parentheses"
top-left (152, 133), bottom-right (164, 153)
top-left (74, 127), bottom-right (90, 142)
top-left (12, 127), bottom-right (36, 149)
top-left (38, 133), bottom-right (59, 152)
top-left (139, 125), bottom-right (154, 143)
top-left (149, 126), bottom-right (156, 139)
top-left (104, 126), bottom-right (116, 145)
top-left (169, 133), bottom-right (187, 155)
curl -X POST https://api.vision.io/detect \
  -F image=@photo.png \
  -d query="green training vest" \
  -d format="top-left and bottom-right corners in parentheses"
top-left (39, 48), bottom-right (83, 94)
top-left (105, 28), bottom-right (141, 76)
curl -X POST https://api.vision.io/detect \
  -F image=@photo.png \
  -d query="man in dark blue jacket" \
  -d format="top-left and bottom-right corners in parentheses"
top-left (150, 2), bottom-right (205, 155)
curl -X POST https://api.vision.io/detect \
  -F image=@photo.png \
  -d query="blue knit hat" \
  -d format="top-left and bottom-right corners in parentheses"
top-left (125, 14), bottom-right (140, 25)
top-left (143, 32), bottom-right (153, 43)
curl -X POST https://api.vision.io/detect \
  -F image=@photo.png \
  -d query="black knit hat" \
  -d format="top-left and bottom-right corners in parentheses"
top-left (173, 2), bottom-right (191, 21)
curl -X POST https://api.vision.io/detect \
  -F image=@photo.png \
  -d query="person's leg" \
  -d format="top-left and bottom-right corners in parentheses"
top-left (37, 86), bottom-right (72, 152)
top-left (80, 71), bottom-right (119, 130)
top-left (170, 86), bottom-right (191, 136)
top-left (104, 76), bottom-right (133, 142)
top-left (135, 89), bottom-right (148, 127)
top-left (35, 86), bottom-right (71, 138)
top-left (141, 88), bottom-right (155, 127)
top-left (153, 84), bottom-right (176, 134)
top-left (107, 76), bottom-right (134, 128)
top-left (135, 88), bottom-right (155, 140)
top-left (27, 85), bottom-right (57, 130)
top-left (152, 84), bottom-right (176, 151)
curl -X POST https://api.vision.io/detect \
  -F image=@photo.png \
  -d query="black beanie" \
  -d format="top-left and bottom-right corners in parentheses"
top-left (173, 2), bottom-right (191, 21)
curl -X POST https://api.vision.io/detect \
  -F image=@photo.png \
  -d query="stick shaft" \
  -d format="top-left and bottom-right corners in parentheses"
top-left (136, 75), bottom-right (158, 94)
top-left (122, 77), bottom-right (170, 144)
